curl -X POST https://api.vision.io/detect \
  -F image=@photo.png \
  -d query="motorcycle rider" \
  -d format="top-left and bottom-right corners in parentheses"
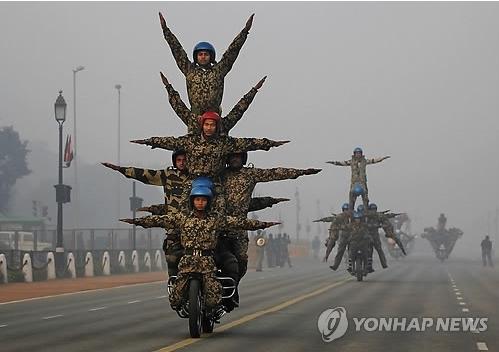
top-left (101, 149), bottom-right (188, 277)
top-left (120, 183), bottom-right (279, 311)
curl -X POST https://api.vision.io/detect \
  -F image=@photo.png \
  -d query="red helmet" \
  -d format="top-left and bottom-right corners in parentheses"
top-left (200, 111), bottom-right (221, 124)
top-left (198, 111), bottom-right (221, 134)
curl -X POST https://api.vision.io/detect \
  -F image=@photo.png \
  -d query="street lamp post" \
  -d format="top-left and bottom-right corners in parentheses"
top-left (54, 91), bottom-right (71, 276)
top-left (115, 84), bottom-right (122, 228)
top-left (72, 65), bottom-right (84, 230)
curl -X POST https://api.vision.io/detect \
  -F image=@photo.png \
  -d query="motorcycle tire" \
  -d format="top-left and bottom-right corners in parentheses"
top-left (188, 279), bottom-right (202, 338)
top-left (356, 257), bottom-right (363, 282)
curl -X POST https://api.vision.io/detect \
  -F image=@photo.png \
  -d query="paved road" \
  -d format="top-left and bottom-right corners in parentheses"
top-left (0, 255), bottom-right (497, 352)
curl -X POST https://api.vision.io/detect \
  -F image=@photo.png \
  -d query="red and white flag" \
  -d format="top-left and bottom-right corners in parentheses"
top-left (64, 135), bottom-right (74, 167)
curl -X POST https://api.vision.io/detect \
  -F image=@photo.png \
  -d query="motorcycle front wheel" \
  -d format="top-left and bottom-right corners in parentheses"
top-left (189, 279), bottom-right (202, 338)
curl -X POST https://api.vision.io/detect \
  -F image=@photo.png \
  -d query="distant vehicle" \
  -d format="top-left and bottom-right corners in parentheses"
top-left (0, 231), bottom-right (52, 251)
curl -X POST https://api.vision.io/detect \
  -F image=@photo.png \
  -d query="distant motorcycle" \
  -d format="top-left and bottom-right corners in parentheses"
top-left (436, 244), bottom-right (448, 262)
top-left (167, 272), bottom-right (236, 338)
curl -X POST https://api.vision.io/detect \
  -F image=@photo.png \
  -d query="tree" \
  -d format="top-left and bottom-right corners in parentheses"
top-left (0, 126), bottom-right (31, 212)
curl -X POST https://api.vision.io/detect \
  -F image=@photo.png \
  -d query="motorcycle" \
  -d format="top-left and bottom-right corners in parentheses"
top-left (347, 233), bottom-right (371, 282)
top-left (167, 272), bottom-right (237, 338)
top-left (436, 244), bottom-right (448, 262)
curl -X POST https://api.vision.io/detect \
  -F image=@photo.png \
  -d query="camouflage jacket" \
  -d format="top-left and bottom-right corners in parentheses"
top-left (116, 166), bottom-right (188, 214)
top-left (135, 135), bottom-right (284, 178)
top-left (344, 221), bottom-right (372, 246)
top-left (138, 196), bottom-right (285, 216)
top-left (224, 167), bottom-right (314, 218)
top-left (163, 79), bottom-right (258, 135)
top-left (366, 212), bottom-right (396, 239)
top-left (129, 211), bottom-right (270, 273)
top-left (328, 212), bottom-right (351, 242)
top-left (162, 24), bottom-right (249, 115)
top-left (330, 156), bottom-right (387, 185)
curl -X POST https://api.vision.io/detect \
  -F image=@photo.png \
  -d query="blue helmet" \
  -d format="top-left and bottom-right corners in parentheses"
top-left (353, 147), bottom-right (363, 155)
top-left (191, 176), bottom-right (214, 191)
top-left (357, 204), bottom-right (365, 214)
top-left (189, 186), bottom-right (213, 209)
top-left (352, 183), bottom-right (365, 197)
top-left (193, 42), bottom-right (216, 64)
top-left (352, 211), bottom-right (363, 220)
top-left (368, 203), bottom-right (378, 211)
top-left (341, 203), bottom-right (349, 211)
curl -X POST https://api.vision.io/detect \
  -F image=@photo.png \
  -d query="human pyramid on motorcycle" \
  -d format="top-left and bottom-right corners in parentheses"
top-left (103, 11), bottom-right (322, 336)
top-left (320, 147), bottom-right (407, 281)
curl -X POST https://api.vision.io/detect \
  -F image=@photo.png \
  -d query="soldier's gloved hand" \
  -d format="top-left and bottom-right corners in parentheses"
top-left (159, 12), bottom-right (168, 31)
top-left (120, 218), bottom-right (136, 225)
top-left (160, 72), bottom-right (170, 87)
top-left (273, 140), bottom-right (290, 147)
top-left (101, 162), bottom-right (120, 171)
top-left (263, 221), bottom-right (281, 228)
top-left (244, 13), bottom-right (255, 33)
top-left (254, 75), bottom-right (267, 90)
top-left (305, 168), bottom-right (322, 175)
top-left (275, 198), bottom-right (290, 203)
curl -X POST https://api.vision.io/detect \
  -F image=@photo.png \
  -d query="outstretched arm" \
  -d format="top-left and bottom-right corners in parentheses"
top-left (137, 204), bottom-right (167, 215)
top-left (160, 72), bottom-right (197, 133)
top-left (120, 214), bottom-right (177, 229)
top-left (223, 76), bottom-right (266, 133)
top-left (248, 196), bottom-right (289, 212)
top-left (251, 167), bottom-right (321, 183)
top-left (366, 156), bottom-right (390, 165)
top-left (225, 216), bottom-right (280, 231)
top-left (159, 12), bottom-right (191, 75)
top-left (326, 159), bottom-right (351, 166)
top-left (102, 162), bottom-right (168, 186)
top-left (217, 14), bottom-right (254, 76)
top-left (231, 137), bottom-right (289, 152)
top-left (131, 136), bottom-right (183, 151)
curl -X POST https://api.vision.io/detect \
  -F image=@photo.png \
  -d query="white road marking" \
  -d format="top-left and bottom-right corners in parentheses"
top-left (0, 324), bottom-right (8, 328)
top-left (459, 302), bottom-right (466, 305)
top-left (453, 288), bottom-right (459, 291)
top-left (155, 295), bottom-right (167, 299)
top-left (127, 300), bottom-right (141, 304)
top-left (42, 314), bottom-right (64, 320)
top-left (0, 280), bottom-right (164, 306)
top-left (89, 306), bottom-right (107, 311)
top-left (457, 297), bottom-right (463, 300)
top-left (477, 342), bottom-right (488, 350)
top-left (462, 308), bottom-right (469, 312)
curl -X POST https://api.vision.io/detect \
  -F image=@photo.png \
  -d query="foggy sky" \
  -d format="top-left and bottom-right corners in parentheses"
top-left (1, 2), bottom-right (499, 256)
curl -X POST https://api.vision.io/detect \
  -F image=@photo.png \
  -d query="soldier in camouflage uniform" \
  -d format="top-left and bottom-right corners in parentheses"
top-left (121, 185), bottom-right (278, 310)
top-left (324, 203), bottom-right (351, 267)
top-left (223, 151), bottom-right (321, 278)
top-left (159, 12), bottom-right (254, 115)
top-left (329, 211), bottom-right (371, 271)
top-left (139, 196), bottom-right (289, 216)
top-left (366, 203), bottom-right (406, 271)
top-left (327, 147), bottom-right (390, 210)
top-left (102, 149), bottom-right (188, 276)
top-left (160, 72), bottom-right (266, 135)
top-left (131, 115), bottom-right (288, 179)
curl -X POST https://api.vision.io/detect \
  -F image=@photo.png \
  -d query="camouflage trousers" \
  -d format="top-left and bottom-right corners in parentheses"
top-left (163, 232), bottom-right (183, 277)
top-left (168, 255), bottom-right (222, 309)
top-left (349, 182), bottom-right (369, 210)
top-left (169, 271), bottom-right (222, 308)
top-left (368, 231), bottom-right (388, 268)
top-left (224, 233), bottom-right (249, 279)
